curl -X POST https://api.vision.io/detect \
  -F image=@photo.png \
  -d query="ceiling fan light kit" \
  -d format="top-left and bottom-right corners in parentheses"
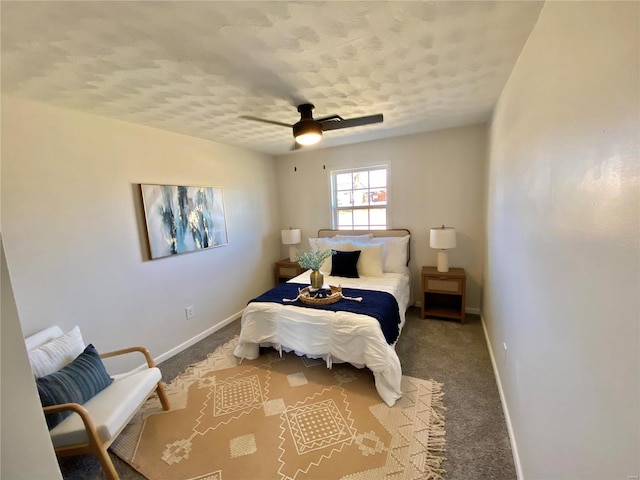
top-left (241, 103), bottom-right (384, 149)
top-left (294, 104), bottom-right (323, 145)
top-left (293, 119), bottom-right (323, 145)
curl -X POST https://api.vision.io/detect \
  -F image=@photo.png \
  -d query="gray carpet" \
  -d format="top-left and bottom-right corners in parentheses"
top-left (58, 307), bottom-right (516, 479)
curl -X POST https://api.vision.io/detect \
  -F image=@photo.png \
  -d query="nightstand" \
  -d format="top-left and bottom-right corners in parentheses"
top-left (274, 258), bottom-right (306, 285)
top-left (421, 266), bottom-right (466, 323)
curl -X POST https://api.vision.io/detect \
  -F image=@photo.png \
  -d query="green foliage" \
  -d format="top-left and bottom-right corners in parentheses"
top-left (296, 248), bottom-right (334, 271)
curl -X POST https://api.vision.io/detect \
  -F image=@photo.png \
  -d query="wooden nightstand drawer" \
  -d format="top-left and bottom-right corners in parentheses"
top-left (426, 277), bottom-right (462, 294)
top-left (274, 259), bottom-right (306, 285)
top-left (279, 266), bottom-right (299, 277)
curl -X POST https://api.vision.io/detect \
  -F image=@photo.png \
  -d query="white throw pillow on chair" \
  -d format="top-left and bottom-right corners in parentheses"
top-left (28, 326), bottom-right (86, 378)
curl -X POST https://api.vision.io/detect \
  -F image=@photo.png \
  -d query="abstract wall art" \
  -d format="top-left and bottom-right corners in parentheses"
top-left (141, 184), bottom-right (228, 259)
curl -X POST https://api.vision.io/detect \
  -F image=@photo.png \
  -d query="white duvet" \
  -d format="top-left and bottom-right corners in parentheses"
top-left (233, 268), bottom-right (411, 406)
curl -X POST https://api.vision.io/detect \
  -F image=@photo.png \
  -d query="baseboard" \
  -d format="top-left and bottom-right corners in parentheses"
top-left (480, 315), bottom-right (524, 479)
top-left (153, 309), bottom-right (244, 365)
top-left (413, 301), bottom-right (481, 316)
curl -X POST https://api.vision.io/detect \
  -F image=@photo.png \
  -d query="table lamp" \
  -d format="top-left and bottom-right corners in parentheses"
top-left (281, 228), bottom-right (301, 262)
top-left (430, 225), bottom-right (456, 272)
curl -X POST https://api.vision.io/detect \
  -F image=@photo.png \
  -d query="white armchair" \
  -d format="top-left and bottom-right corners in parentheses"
top-left (25, 326), bottom-right (170, 480)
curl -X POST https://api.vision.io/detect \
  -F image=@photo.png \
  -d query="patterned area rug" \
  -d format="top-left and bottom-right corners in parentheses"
top-left (111, 337), bottom-right (446, 480)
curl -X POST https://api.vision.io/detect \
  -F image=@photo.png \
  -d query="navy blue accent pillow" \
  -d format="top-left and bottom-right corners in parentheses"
top-left (36, 344), bottom-right (113, 430)
top-left (330, 250), bottom-right (361, 278)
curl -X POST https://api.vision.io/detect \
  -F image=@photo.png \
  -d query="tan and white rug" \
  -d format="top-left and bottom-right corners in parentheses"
top-left (111, 337), bottom-right (446, 480)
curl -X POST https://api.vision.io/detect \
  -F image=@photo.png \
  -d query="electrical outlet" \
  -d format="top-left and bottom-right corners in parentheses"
top-left (185, 306), bottom-right (195, 320)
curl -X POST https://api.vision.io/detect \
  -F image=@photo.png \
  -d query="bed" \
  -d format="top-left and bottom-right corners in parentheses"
top-left (233, 229), bottom-right (411, 406)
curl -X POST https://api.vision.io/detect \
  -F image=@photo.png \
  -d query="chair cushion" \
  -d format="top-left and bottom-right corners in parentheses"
top-left (48, 367), bottom-right (162, 447)
top-left (28, 326), bottom-right (85, 378)
top-left (37, 344), bottom-right (113, 429)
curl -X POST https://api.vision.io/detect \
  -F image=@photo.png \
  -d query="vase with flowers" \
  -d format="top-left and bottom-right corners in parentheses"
top-left (296, 248), bottom-right (334, 289)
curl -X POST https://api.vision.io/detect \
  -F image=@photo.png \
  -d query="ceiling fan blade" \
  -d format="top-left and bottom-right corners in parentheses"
top-left (321, 114), bottom-right (384, 131)
top-left (316, 114), bottom-right (344, 123)
top-left (240, 115), bottom-right (292, 128)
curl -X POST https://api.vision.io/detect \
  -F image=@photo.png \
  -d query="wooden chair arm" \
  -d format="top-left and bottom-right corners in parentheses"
top-left (98, 347), bottom-right (170, 411)
top-left (100, 346), bottom-right (157, 368)
top-left (43, 403), bottom-right (100, 438)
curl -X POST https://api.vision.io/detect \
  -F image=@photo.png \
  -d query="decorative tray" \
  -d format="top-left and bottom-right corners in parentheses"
top-left (282, 285), bottom-right (362, 305)
top-left (298, 285), bottom-right (342, 305)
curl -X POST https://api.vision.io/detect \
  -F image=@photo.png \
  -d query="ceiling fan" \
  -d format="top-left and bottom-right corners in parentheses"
top-left (240, 103), bottom-right (383, 148)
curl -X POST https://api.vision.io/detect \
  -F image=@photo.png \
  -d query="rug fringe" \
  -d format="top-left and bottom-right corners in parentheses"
top-left (423, 380), bottom-right (447, 480)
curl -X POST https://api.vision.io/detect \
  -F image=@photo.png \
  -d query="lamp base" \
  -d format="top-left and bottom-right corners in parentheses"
top-left (289, 245), bottom-right (298, 263)
top-left (436, 250), bottom-right (450, 272)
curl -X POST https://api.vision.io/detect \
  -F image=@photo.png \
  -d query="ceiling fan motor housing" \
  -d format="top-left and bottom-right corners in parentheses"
top-left (297, 103), bottom-right (315, 119)
top-left (293, 119), bottom-right (322, 138)
top-left (292, 103), bottom-right (322, 142)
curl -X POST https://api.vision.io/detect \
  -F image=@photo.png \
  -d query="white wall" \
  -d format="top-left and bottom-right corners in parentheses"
top-left (1, 237), bottom-right (62, 479)
top-left (275, 124), bottom-right (487, 311)
top-left (485, 2), bottom-right (639, 479)
top-left (1, 97), bottom-right (280, 372)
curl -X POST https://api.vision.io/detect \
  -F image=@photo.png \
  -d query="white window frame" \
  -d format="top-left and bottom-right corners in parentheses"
top-left (330, 165), bottom-right (389, 230)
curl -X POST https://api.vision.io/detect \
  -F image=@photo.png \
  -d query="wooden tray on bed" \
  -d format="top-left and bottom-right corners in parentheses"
top-left (298, 286), bottom-right (342, 305)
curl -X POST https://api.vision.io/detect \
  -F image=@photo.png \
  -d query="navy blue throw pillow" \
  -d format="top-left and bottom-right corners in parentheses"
top-left (330, 250), bottom-right (361, 278)
top-left (36, 343), bottom-right (113, 430)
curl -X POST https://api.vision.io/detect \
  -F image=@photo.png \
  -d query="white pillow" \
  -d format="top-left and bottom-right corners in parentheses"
top-left (333, 234), bottom-right (374, 241)
top-left (28, 326), bottom-right (86, 378)
top-left (312, 239), bottom-right (384, 277)
top-left (377, 235), bottom-right (410, 272)
top-left (349, 241), bottom-right (384, 277)
top-left (308, 238), bottom-right (350, 273)
top-left (311, 235), bottom-right (410, 274)
top-left (320, 239), bottom-right (351, 273)
top-left (351, 235), bottom-right (410, 273)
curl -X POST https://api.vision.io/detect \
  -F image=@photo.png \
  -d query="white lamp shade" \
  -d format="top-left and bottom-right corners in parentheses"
top-left (430, 227), bottom-right (456, 249)
top-left (281, 228), bottom-right (301, 245)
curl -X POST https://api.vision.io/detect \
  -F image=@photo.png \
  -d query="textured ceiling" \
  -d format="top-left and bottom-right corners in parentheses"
top-left (1, 1), bottom-right (543, 155)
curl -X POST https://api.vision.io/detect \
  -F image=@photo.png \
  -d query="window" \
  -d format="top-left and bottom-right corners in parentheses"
top-left (331, 166), bottom-right (388, 230)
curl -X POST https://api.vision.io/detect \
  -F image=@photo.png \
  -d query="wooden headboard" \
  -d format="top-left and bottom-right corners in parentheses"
top-left (317, 229), bottom-right (411, 264)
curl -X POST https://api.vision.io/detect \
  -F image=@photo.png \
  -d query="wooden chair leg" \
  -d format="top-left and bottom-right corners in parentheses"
top-left (156, 382), bottom-right (170, 411)
top-left (93, 446), bottom-right (119, 480)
